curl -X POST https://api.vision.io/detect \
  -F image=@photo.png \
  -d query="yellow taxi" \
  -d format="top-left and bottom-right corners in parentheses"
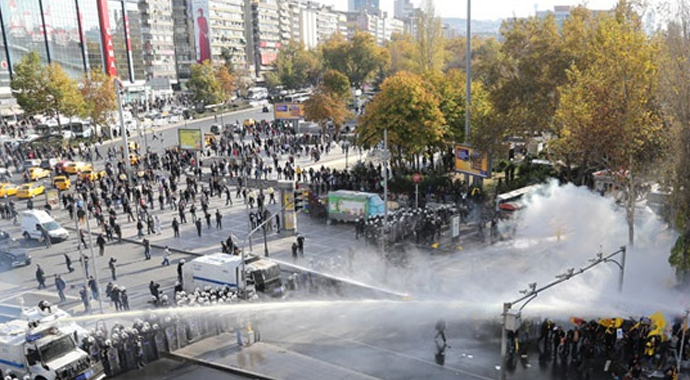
top-left (0, 183), bottom-right (18, 197)
top-left (17, 183), bottom-right (45, 199)
top-left (79, 169), bottom-right (107, 182)
top-left (52, 176), bottom-right (71, 191)
top-left (64, 161), bottom-right (91, 175)
top-left (24, 167), bottom-right (51, 182)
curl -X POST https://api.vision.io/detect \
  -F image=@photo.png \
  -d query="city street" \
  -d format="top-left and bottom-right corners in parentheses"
top-left (0, 105), bottom-right (681, 380)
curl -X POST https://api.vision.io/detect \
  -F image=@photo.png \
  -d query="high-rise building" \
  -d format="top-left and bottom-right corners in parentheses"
top-left (248, 0), bottom-right (281, 77)
top-left (393, 0), bottom-right (413, 19)
top-left (348, 0), bottom-right (379, 14)
top-left (346, 10), bottom-right (401, 45)
top-left (172, 0), bottom-right (193, 85)
top-left (138, 0), bottom-right (176, 84)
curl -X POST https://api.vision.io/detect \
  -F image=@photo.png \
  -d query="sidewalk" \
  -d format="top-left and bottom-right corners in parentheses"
top-left (171, 333), bottom-right (382, 380)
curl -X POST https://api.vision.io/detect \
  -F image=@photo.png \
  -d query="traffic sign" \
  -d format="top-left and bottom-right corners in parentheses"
top-left (412, 173), bottom-right (422, 183)
top-left (0, 61), bottom-right (7, 70)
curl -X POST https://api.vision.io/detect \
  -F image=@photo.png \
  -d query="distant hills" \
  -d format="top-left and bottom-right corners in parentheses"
top-left (442, 18), bottom-right (503, 37)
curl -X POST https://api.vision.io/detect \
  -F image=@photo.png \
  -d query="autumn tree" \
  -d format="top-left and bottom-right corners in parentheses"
top-left (215, 64), bottom-right (236, 101)
top-left (187, 60), bottom-right (224, 106)
top-left (322, 31), bottom-right (390, 89)
top-left (44, 63), bottom-right (85, 126)
top-left (270, 40), bottom-right (321, 90)
top-left (657, 2), bottom-right (690, 280)
top-left (386, 33), bottom-right (416, 75)
top-left (304, 70), bottom-right (352, 133)
top-left (304, 92), bottom-right (352, 134)
top-left (356, 71), bottom-right (446, 168)
top-left (413, 0), bottom-right (446, 73)
top-left (11, 52), bottom-right (49, 117)
top-left (321, 70), bottom-right (351, 101)
top-left (81, 68), bottom-right (116, 136)
top-left (552, 4), bottom-right (664, 246)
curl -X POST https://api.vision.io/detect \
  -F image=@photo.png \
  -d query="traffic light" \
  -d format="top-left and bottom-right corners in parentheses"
top-left (294, 191), bottom-right (303, 211)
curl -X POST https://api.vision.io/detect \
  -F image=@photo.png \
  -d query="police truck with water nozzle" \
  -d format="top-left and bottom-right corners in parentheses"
top-left (182, 252), bottom-right (284, 297)
top-left (0, 314), bottom-right (104, 380)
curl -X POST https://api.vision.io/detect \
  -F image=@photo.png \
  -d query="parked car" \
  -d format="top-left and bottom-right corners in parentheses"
top-left (0, 248), bottom-right (31, 272)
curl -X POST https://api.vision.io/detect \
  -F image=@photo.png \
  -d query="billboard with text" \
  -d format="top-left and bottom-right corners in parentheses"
top-left (455, 145), bottom-right (491, 178)
top-left (274, 103), bottom-right (305, 120)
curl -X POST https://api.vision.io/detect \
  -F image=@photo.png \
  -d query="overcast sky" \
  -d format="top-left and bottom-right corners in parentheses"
top-left (320, 0), bottom-right (622, 20)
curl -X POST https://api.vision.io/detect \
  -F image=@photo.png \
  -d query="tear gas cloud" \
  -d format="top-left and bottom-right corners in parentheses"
top-left (327, 180), bottom-right (681, 320)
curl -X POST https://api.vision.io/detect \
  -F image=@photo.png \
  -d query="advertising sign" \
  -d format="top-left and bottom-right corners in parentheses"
top-left (44, 189), bottom-right (59, 208)
top-left (178, 129), bottom-right (203, 151)
top-left (455, 145), bottom-right (491, 178)
top-left (96, 0), bottom-right (117, 76)
top-left (283, 192), bottom-right (295, 230)
top-left (274, 103), bottom-right (305, 120)
top-left (191, 0), bottom-right (211, 63)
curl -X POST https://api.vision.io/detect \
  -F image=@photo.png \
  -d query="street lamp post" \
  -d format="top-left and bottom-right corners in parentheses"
top-left (499, 246), bottom-right (627, 380)
top-left (115, 80), bottom-right (133, 185)
top-left (84, 209), bottom-right (104, 313)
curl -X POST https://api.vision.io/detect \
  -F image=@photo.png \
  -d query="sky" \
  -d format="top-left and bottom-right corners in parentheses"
top-left (320, 0), bottom-right (623, 20)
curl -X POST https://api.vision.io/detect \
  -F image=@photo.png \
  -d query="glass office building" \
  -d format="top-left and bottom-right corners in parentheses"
top-left (0, 0), bottom-right (144, 86)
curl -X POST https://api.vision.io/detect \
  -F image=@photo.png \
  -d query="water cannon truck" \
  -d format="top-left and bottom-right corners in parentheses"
top-left (0, 302), bottom-right (104, 380)
top-left (183, 252), bottom-right (283, 297)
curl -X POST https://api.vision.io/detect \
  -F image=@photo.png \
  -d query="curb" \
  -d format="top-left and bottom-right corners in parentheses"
top-left (164, 352), bottom-right (277, 380)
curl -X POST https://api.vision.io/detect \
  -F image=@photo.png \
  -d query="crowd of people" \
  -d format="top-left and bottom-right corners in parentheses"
top-left (506, 316), bottom-right (686, 380)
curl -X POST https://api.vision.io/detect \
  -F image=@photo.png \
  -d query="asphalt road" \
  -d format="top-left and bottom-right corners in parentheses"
top-left (0, 105), bottom-right (652, 380)
top-left (111, 358), bottom-right (256, 380)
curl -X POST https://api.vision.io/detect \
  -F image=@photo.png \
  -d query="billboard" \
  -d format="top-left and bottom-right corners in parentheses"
top-left (191, 0), bottom-right (211, 63)
top-left (274, 103), bottom-right (305, 120)
top-left (44, 189), bottom-right (59, 208)
top-left (455, 145), bottom-right (491, 178)
top-left (178, 129), bottom-right (203, 151)
top-left (96, 0), bottom-right (117, 76)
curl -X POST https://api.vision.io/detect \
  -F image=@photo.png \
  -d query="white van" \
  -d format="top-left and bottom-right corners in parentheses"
top-left (21, 210), bottom-right (69, 243)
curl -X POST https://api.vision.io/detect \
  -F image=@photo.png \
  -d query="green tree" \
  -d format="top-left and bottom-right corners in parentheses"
top-left (322, 31), bottom-right (390, 89)
top-left (10, 52), bottom-right (49, 117)
top-left (187, 60), bottom-right (224, 106)
top-left (553, 4), bottom-right (664, 246)
top-left (321, 69), bottom-right (351, 101)
top-left (489, 14), bottom-right (570, 137)
top-left (271, 40), bottom-right (321, 90)
top-left (356, 71), bottom-right (446, 168)
top-left (81, 67), bottom-right (116, 136)
top-left (45, 63), bottom-right (85, 125)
